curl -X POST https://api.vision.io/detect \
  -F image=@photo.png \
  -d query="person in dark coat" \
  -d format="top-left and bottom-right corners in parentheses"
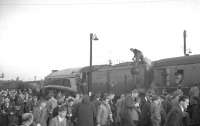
top-left (91, 94), bottom-right (101, 126)
top-left (187, 96), bottom-right (200, 126)
top-left (1, 98), bottom-right (10, 126)
top-left (162, 95), bottom-right (172, 115)
top-left (66, 98), bottom-right (74, 126)
top-left (72, 95), bottom-right (96, 126)
top-left (8, 103), bottom-right (19, 126)
top-left (1, 97), bottom-right (19, 126)
top-left (165, 95), bottom-right (189, 126)
top-left (24, 96), bottom-right (34, 113)
top-left (52, 100), bottom-right (64, 118)
top-left (139, 93), bottom-right (152, 126)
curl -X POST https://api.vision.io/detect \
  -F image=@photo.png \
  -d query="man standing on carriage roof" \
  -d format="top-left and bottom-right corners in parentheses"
top-left (130, 48), bottom-right (145, 65)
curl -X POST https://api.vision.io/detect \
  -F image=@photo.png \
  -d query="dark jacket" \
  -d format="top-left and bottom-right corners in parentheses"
top-left (72, 95), bottom-right (96, 126)
top-left (165, 105), bottom-right (188, 126)
top-left (140, 97), bottom-right (151, 126)
top-left (162, 97), bottom-right (172, 115)
top-left (187, 96), bottom-right (200, 125)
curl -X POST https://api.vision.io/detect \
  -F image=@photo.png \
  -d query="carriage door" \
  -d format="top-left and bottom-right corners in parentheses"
top-left (106, 70), bottom-right (111, 93)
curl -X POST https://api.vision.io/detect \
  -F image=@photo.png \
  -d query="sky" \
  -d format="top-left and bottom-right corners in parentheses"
top-left (0, 0), bottom-right (200, 81)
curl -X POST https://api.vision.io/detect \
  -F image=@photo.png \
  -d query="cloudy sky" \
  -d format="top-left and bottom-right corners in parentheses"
top-left (0, 0), bottom-right (200, 80)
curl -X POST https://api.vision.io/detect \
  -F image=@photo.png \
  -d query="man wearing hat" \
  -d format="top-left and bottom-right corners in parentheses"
top-left (139, 92), bottom-right (152, 126)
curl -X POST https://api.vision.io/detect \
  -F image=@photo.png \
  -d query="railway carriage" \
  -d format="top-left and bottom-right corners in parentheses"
top-left (43, 54), bottom-right (200, 95)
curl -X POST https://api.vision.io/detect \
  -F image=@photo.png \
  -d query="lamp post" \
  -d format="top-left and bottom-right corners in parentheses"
top-left (89, 33), bottom-right (98, 95)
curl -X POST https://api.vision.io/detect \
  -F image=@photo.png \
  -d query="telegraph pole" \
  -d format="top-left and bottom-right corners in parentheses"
top-left (183, 30), bottom-right (187, 56)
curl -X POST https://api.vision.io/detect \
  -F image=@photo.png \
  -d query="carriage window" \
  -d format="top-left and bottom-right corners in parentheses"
top-left (63, 79), bottom-right (71, 87)
top-left (166, 69), bottom-right (170, 86)
top-left (161, 69), bottom-right (167, 86)
top-left (48, 79), bottom-right (61, 85)
top-left (155, 68), bottom-right (168, 87)
top-left (81, 72), bottom-right (87, 82)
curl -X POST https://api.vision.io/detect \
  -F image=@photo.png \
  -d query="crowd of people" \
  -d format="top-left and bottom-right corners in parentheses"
top-left (0, 86), bottom-right (200, 126)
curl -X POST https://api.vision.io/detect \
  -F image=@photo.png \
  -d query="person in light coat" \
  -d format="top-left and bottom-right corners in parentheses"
top-left (150, 96), bottom-right (162, 126)
top-left (97, 95), bottom-right (113, 126)
top-left (49, 106), bottom-right (69, 126)
top-left (32, 101), bottom-right (48, 126)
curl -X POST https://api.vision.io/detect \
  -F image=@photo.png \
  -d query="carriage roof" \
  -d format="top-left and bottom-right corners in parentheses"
top-left (153, 54), bottom-right (200, 68)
